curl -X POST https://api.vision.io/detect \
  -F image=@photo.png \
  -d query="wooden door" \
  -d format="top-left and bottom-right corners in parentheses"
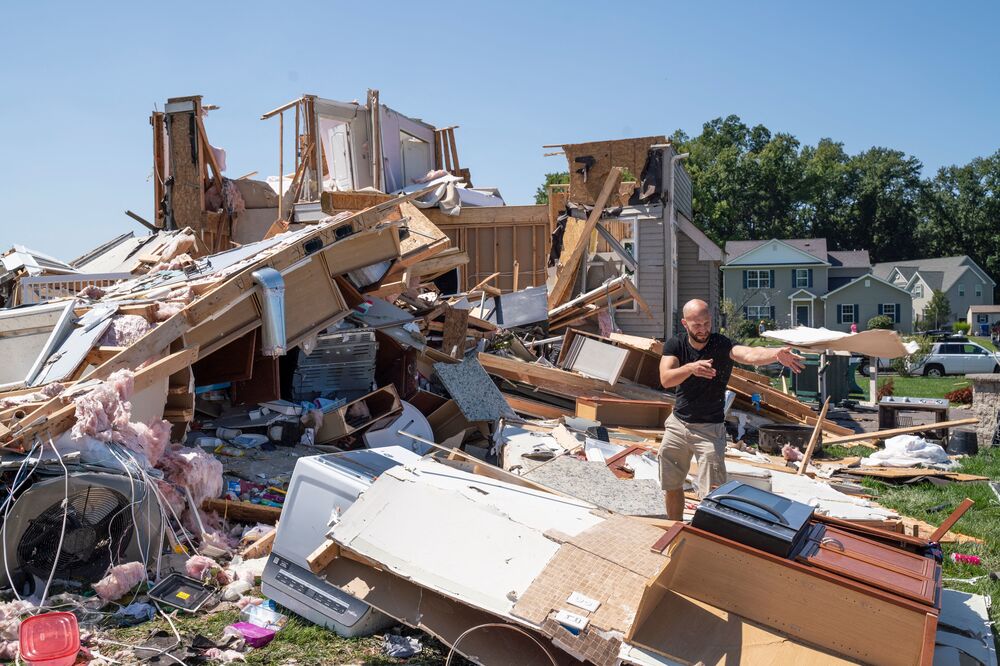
top-left (799, 526), bottom-right (940, 606)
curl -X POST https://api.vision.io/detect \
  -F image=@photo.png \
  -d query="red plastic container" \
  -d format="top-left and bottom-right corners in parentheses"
top-left (19, 612), bottom-right (79, 666)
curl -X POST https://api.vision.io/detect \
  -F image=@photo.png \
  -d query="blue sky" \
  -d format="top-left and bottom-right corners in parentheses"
top-left (1, 1), bottom-right (997, 259)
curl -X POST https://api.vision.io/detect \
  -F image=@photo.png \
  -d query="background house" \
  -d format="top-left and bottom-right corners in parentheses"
top-left (873, 256), bottom-right (995, 326)
top-left (967, 305), bottom-right (1000, 336)
top-left (722, 239), bottom-right (913, 333)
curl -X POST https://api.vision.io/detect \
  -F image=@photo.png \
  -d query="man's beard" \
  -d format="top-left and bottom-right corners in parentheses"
top-left (688, 330), bottom-right (710, 343)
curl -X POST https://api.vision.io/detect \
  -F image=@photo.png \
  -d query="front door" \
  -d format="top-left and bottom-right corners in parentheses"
top-left (795, 304), bottom-right (810, 326)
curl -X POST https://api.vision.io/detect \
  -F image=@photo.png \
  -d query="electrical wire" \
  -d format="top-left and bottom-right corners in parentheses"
top-left (2, 443), bottom-right (43, 600)
top-left (444, 622), bottom-right (558, 666)
top-left (37, 436), bottom-right (70, 610)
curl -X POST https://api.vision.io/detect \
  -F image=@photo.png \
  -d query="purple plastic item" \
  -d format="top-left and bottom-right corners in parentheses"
top-left (229, 622), bottom-right (276, 648)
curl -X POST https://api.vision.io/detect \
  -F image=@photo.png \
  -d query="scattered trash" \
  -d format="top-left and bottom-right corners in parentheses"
top-left (382, 634), bottom-right (422, 658)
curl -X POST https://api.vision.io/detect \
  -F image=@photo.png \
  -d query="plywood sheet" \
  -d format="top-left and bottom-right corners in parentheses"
top-left (561, 137), bottom-right (664, 206)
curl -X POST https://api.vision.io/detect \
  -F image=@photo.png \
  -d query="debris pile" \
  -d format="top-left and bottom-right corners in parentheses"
top-left (0, 90), bottom-right (993, 665)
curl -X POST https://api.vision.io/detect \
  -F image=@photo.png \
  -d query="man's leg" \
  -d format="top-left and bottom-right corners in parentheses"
top-left (665, 488), bottom-right (686, 521)
top-left (690, 422), bottom-right (729, 498)
top-left (658, 415), bottom-right (692, 521)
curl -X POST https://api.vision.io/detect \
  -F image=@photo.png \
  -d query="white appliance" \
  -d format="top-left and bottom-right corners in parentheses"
top-left (261, 446), bottom-right (421, 636)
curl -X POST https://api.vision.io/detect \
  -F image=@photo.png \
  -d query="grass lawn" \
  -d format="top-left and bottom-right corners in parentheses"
top-left (973, 336), bottom-right (998, 352)
top-left (769, 373), bottom-right (970, 402)
top-left (105, 603), bottom-right (463, 665)
top-left (858, 447), bottom-right (1000, 626)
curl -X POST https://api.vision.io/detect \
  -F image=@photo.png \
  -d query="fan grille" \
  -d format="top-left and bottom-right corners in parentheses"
top-left (18, 485), bottom-right (135, 584)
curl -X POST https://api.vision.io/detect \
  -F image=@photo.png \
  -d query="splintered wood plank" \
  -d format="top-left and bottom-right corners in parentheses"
top-left (548, 167), bottom-right (623, 309)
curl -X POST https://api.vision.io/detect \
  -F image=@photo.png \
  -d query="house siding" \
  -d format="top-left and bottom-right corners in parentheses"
top-left (944, 269), bottom-right (994, 324)
top-left (615, 214), bottom-right (665, 338)
top-left (677, 231), bottom-right (719, 324)
top-left (722, 266), bottom-right (828, 327)
top-left (824, 278), bottom-right (913, 333)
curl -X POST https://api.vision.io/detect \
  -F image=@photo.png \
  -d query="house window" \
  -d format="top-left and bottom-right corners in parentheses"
top-left (841, 304), bottom-right (856, 324)
top-left (746, 305), bottom-right (771, 320)
top-left (913, 283), bottom-right (923, 298)
top-left (959, 284), bottom-right (965, 297)
top-left (976, 284), bottom-right (983, 297)
top-left (747, 270), bottom-right (771, 289)
top-left (795, 269), bottom-right (809, 288)
top-left (882, 303), bottom-right (896, 321)
top-left (978, 314), bottom-right (990, 323)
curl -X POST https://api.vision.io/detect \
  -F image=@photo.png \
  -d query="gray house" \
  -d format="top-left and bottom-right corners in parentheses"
top-left (722, 239), bottom-right (913, 333)
top-left (873, 256), bottom-right (995, 327)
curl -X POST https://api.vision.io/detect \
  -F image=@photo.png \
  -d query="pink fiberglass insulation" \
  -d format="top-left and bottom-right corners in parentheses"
top-left (71, 370), bottom-right (135, 443)
top-left (93, 561), bottom-right (146, 601)
top-left (158, 446), bottom-right (223, 507)
top-left (0, 600), bottom-right (33, 641)
top-left (782, 443), bottom-right (804, 462)
top-left (186, 555), bottom-right (230, 585)
top-left (76, 284), bottom-right (106, 300)
top-left (70, 369), bottom-right (172, 467)
top-left (98, 315), bottom-right (153, 348)
top-left (154, 301), bottom-right (186, 322)
top-left (120, 419), bottom-right (172, 468)
top-left (0, 383), bottom-right (64, 408)
top-left (204, 648), bottom-right (246, 664)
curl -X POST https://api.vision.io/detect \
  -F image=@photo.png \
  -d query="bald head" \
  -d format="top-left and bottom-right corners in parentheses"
top-left (682, 299), bottom-right (710, 319)
top-left (681, 299), bottom-right (712, 344)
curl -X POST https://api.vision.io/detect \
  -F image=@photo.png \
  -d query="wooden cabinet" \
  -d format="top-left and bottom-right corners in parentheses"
top-left (798, 526), bottom-right (940, 606)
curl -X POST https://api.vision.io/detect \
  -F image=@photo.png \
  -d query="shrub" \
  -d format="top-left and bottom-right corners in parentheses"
top-left (944, 387), bottom-right (973, 404)
top-left (867, 315), bottom-right (894, 330)
top-left (952, 321), bottom-right (971, 334)
top-left (876, 378), bottom-right (894, 400)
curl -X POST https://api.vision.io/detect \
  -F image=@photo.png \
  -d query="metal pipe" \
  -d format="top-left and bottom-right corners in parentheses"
top-left (252, 268), bottom-right (287, 356)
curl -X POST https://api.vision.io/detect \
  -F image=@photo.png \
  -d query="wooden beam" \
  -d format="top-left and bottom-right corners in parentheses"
top-left (307, 539), bottom-right (341, 574)
top-left (929, 499), bottom-right (975, 543)
top-left (797, 397), bottom-right (829, 475)
top-left (203, 498), bottom-right (281, 524)
top-left (823, 418), bottom-right (978, 446)
top-left (547, 167), bottom-right (623, 308)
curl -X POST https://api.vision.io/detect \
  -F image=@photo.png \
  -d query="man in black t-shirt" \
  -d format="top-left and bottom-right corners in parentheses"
top-left (658, 299), bottom-right (804, 520)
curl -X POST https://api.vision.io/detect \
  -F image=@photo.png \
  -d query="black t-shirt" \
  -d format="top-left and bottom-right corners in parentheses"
top-left (662, 332), bottom-right (734, 424)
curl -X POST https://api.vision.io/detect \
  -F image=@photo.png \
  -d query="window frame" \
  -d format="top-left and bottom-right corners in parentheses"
top-left (746, 269), bottom-right (772, 289)
top-left (794, 268), bottom-right (810, 288)
top-left (975, 284), bottom-right (983, 297)
top-left (747, 305), bottom-right (771, 320)
top-left (841, 304), bottom-right (856, 324)
top-left (913, 283), bottom-right (923, 298)
top-left (959, 284), bottom-right (965, 297)
top-left (881, 303), bottom-right (896, 321)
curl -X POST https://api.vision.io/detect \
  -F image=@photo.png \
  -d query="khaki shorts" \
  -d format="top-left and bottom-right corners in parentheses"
top-left (658, 412), bottom-right (727, 497)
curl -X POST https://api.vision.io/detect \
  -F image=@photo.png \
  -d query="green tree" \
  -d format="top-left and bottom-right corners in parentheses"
top-left (922, 290), bottom-right (952, 329)
top-left (917, 151), bottom-right (1000, 299)
top-left (534, 172), bottom-right (570, 205)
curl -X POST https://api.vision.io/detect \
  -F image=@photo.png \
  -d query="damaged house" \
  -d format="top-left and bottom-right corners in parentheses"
top-left (0, 89), bottom-right (992, 666)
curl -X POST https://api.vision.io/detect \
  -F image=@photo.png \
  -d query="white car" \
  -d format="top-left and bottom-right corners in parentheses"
top-left (910, 341), bottom-right (1000, 377)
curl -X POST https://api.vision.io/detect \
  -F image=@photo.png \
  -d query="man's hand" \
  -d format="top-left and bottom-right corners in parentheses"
top-left (686, 359), bottom-right (716, 378)
top-left (776, 347), bottom-right (805, 374)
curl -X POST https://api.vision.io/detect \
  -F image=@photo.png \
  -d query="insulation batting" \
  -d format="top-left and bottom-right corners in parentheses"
top-left (204, 648), bottom-right (246, 663)
top-left (0, 383), bottom-right (64, 408)
top-left (186, 555), bottom-right (230, 585)
top-left (782, 443), bottom-right (804, 462)
top-left (154, 301), bottom-right (186, 322)
top-left (98, 315), bottom-right (153, 347)
top-left (159, 446), bottom-right (223, 507)
top-left (0, 600), bottom-right (33, 641)
top-left (76, 285), bottom-right (106, 300)
top-left (71, 370), bottom-right (134, 442)
top-left (93, 561), bottom-right (146, 600)
top-left (70, 369), bottom-right (171, 467)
